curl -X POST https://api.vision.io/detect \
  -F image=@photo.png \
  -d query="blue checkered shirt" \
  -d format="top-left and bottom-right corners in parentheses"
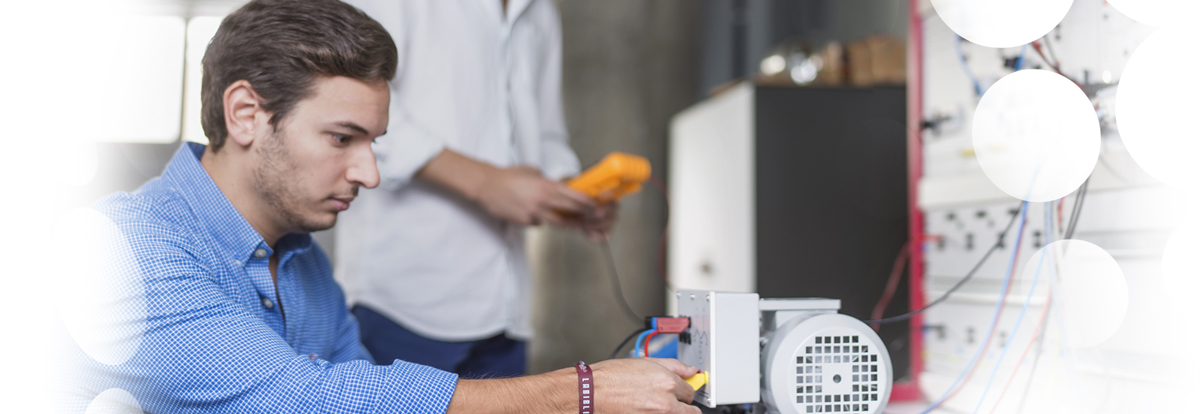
top-left (58, 143), bottom-right (458, 413)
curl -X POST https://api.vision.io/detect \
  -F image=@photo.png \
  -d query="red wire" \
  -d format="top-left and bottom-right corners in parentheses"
top-left (928, 213), bottom-right (1028, 411)
top-left (986, 290), bottom-right (1054, 414)
top-left (871, 242), bottom-right (912, 331)
top-left (1030, 41), bottom-right (1059, 73)
top-left (1031, 40), bottom-right (1082, 89)
top-left (643, 330), bottom-right (661, 357)
top-left (1057, 198), bottom-right (1064, 231)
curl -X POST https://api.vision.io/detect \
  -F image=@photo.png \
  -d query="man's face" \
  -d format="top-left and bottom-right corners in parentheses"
top-left (252, 76), bottom-right (387, 234)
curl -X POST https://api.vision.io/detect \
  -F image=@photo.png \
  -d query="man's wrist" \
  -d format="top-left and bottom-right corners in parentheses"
top-left (575, 362), bottom-right (594, 414)
top-left (548, 367), bottom-right (580, 414)
top-left (464, 162), bottom-right (499, 204)
top-left (518, 367), bottom-right (577, 414)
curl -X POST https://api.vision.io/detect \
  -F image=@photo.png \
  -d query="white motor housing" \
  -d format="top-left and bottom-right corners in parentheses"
top-left (676, 290), bottom-right (892, 414)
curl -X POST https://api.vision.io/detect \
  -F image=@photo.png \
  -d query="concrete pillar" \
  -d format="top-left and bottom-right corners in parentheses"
top-left (527, 0), bottom-right (700, 373)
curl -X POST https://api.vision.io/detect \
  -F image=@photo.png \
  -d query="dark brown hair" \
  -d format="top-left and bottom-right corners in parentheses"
top-left (200, 0), bottom-right (397, 150)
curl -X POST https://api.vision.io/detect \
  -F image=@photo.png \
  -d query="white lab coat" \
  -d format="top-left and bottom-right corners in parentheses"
top-left (335, 0), bottom-right (580, 341)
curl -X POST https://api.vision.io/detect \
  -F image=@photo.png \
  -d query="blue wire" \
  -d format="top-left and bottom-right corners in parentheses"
top-left (956, 35), bottom-right (985, 96)
top-left (969, 202), bottom-right (1052, 413)
top-left (919, 201), bottom-right (1029, 414)
top-left (633, 330), bottom-right (652, 357)
top-left (633, 319), bottom-right (658, 357)
top-left (1015, 44), bottom-right (1028, 71)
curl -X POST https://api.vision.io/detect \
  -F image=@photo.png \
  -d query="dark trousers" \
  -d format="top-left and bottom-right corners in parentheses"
top-left (352, 305), bottom-right (526, 378)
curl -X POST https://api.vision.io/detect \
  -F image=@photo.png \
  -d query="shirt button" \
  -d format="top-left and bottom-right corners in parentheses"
top-left (254, 249), bottom-right (267, 259)
top-left (262, 297), bottom-right (274, 309)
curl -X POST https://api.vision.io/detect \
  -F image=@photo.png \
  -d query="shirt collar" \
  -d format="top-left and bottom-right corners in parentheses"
top-left (481, 0), bottom-right (533, 29)
top-left (504, 0), bottom-right (533, 24)
top-left (162, 142), bottom-right (274, 264)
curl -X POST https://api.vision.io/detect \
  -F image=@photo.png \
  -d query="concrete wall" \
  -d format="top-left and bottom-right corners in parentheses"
top-left (527, 0), bottom-right (700, 373)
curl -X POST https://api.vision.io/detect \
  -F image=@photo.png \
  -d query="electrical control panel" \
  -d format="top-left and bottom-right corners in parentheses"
top-left (676, 289), bottom-right (761, 407)
top-left (917, 0), bottom-right (1199, 411)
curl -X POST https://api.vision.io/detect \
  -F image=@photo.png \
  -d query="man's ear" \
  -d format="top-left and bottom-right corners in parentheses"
top-left (223, 80), bottom-right (268, 149)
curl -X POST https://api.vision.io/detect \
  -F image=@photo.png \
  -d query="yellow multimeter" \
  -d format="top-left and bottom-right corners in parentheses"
top-left (567, 152), bottom-right (651, 203)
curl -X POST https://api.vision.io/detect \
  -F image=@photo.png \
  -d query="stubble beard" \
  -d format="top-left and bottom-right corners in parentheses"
top-left (252, 129), bottom-right (337, 234)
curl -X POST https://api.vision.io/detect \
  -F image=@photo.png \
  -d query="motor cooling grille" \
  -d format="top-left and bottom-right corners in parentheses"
top-left (794, 334), bottom-right (883, 413)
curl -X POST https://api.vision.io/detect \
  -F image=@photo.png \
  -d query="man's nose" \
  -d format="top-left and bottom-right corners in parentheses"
top-left (348, 144), bottom-right (380, 189)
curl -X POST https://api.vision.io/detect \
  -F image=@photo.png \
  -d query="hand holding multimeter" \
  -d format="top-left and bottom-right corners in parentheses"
top-left (561, 152), bottom-right (651, 238)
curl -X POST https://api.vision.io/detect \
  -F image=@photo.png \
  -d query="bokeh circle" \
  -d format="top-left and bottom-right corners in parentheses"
top-left (1040, 240), bottom-right (1128, 348)
top-left (931, 0), bottom-right (1074, 48)
top-left (56, 208), bottom-right (147, 366)
top-left (84, 388), bottom-right (143, 414)
top-left (973, 70), bottom-right (1099, 202)
top-left (1117, 28), bottom-right (1200, 191)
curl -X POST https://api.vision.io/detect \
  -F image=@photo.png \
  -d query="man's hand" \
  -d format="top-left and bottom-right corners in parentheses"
top-left (476, 166), bottom-right (595, 226)
top-left (417, 150), bottom-right (596, 226)
top-left (579, 201), bottom-right (618, 240)
top-left (591, 358), bottom-right (701, 414)
top-left (447, 358), bottom-right (701, 414)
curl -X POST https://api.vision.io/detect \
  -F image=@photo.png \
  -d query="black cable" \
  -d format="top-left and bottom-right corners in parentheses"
top-left (1064, 178), bottom-right (1089, 240)
top-left (1030, 44), bottom-right (1062, 75)
top-left (609, 328), bottom-right (647, 359)
top-left (1041, 34), bottom-right (1062, 70)
top-left (865, 202), bottom-right (1025, 325)
top-left (1070, 180), bottom-right (1089, 235)
top-left (600, 239), bottom-right (643, 324)
top-left (1029, 40), bottom-right (1052, 66)
top-left (1032, 38), bottom-right (1083, 86)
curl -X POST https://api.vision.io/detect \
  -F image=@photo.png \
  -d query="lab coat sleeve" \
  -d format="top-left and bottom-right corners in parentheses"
top-left (536, 1), bottom-right (581, 181)
top-left (346, 0), bottom-right (447, 191)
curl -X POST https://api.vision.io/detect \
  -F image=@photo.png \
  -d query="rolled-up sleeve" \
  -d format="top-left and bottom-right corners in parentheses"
top-left (346, 0), bottom-right (447, 190)
top-left (372, 112), bottom-right (446, 190)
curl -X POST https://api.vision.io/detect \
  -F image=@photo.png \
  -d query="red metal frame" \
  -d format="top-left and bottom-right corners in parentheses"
top-left (891, 0), bottom-right (926, 402)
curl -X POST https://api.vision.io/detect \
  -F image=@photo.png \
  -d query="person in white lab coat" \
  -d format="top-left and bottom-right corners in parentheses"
top-left (336, 0), bottom-right (616, 377)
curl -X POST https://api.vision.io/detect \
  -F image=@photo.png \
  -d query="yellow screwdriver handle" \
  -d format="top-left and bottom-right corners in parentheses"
top-left (684, 371), bottom-right (707, 391)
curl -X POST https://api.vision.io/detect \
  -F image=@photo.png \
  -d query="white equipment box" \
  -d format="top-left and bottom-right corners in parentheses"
top-left (676, 290), bottom-right (761, 406)
top-left (677, 290), bottom-right (893, 414)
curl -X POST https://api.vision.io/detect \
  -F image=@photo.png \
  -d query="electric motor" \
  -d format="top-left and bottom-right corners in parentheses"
top-left (675, 290), bottom-right (892, 414)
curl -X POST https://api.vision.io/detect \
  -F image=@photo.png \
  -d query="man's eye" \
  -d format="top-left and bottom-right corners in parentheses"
top-left (333, 134), bottom-right (351, 144)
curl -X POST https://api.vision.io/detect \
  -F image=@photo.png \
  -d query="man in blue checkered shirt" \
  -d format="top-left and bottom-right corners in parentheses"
top-left (56, 0), bottom-right (700, 413)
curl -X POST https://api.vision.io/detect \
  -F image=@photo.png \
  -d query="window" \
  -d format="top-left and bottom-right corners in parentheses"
top-left (88, 15), bottom-right (187, 143)
top-left (74, 1), bottom-right (246, 144)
